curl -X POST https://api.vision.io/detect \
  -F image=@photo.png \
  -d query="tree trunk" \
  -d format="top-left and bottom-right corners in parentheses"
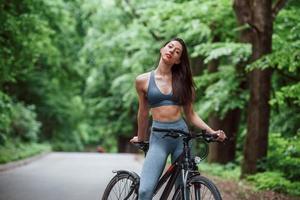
top-left (118, 106), bottom-right (140, 153)
top-left (190, 56), bottom-right (205, 76)
top-left (233, 0), bottom-right (273, 176)
top-left (118, 135), bottom-right (138, 153)
top-left (118, 116), bottom-right (139, 153)
top-left (208, 109), bottom-right (241, 163)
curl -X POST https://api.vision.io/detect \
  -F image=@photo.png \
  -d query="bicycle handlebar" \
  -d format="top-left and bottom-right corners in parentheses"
top-left (132, 141), bottom-right (149, 152)
top-left (152, 127), bottom-right (219, 143)
top-left (132, 128), bottom-right (224, 153)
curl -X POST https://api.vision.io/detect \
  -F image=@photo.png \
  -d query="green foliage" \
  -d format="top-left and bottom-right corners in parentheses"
top-left (138, 0), bottom-right (235, 41)
top-left (194, 66), bottom-right (248, 119)
top-left (192, 42), bottom-right (251, 64)
top-left (270, 108), bottom-right (300, 137)
top-left (0, 91), bottom-right (41, 143)
top-left (0, 0), bottom-right (60, 84)
top-left (0, 92), bottom-right (12, 144)
top-left (10, 103), bottom-right (41, 142)
top-left (264, 133), bottom-right (300, 181)
top-left (247, 172), bottom-right (300, 196)
top-left (190, 27), bottom-right (252, 119)
top-left (247, 7), bottom-right (300, 73)
top-left (269, 81), bottom-right (300, 136)
top-left (200, 162), bottom-right (240, 180)
top-left (247, 133), bottom-right (300, 195)
top-left (192, 42), bottom-right (251, 119)
top-left (1, 0), bottom-right (91, 151)
top-left (271, 82), bottom-right (300, 107)
top-left (0, 139), bottom-right (51, 164)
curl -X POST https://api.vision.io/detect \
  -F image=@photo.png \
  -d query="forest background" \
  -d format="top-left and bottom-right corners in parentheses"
top-left (0, 0), bottom-right (299, 196)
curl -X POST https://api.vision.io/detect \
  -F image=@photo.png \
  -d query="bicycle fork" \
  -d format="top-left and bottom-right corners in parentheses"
top-left (181, 169), bottom-right (189, 200)
top-left (181, 169), bottom-right (202, 200)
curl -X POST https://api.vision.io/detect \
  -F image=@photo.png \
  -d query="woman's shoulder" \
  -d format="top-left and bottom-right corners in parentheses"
top-left (135, 71), bottom-right (152, 83)
top-left (135, 71), bottom-right (152, 93)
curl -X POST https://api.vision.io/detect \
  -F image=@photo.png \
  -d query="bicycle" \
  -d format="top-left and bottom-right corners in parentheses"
top-left (102, 127), bottom-right (224, 200)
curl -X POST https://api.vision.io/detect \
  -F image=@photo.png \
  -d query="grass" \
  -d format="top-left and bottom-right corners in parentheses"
top-left (199, 161), bottom-right (241, 180)
top-left (0, 140), bottom-right (51, 164)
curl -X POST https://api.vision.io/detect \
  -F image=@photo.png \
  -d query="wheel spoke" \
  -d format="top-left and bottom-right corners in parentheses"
top-left (103, 173), bottom-right (138, 200)
top-left (173, 176), bottom-right (222, 200)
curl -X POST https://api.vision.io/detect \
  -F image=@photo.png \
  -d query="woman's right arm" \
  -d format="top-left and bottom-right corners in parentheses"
top-left (130, 74), bottom-right (149, 142)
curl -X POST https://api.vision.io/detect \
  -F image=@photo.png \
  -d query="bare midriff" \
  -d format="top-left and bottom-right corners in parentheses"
top-left (151, 105), bottom-right (182, 122)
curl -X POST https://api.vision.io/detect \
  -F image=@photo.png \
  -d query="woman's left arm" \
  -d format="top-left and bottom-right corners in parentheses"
top-left (183, 103), bottom-right (227, 141)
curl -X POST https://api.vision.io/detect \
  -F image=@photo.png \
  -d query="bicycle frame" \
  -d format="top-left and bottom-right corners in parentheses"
top-left (152, 138), bottom-right (200, 200)
top-left (152, 154), bottom-right (182, 199)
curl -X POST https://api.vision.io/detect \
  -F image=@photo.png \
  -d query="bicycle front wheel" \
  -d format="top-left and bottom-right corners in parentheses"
top-left (173, 175), bottom-right (222, 200)
top-left (101, 171), bottom-right (139, 200)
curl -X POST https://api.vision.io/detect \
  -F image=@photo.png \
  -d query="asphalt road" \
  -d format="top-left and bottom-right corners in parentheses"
top-left (0, 152), bottom-right (143, 200)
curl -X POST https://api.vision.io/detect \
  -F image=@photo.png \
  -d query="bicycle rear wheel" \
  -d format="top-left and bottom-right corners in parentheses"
top-left (173, 175), bottom-right (222, 200)
top-left (102, 171), bottom-right (139, 200)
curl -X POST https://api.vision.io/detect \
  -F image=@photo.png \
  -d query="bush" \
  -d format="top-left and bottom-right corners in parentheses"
top-left (247, 171), bottom-right (300, 196)
top-left (0, 92), bottom-right (13, 144)
top-left (248, 133), bottom-right (300, 196)
top-left (52, 130), bottom-right (85, 151)
top-left (10, 103), bottom-right (41, 142)
top-left (0, 139), bottom-right (51, 164)
top-left (0, 91), bottom-right (41, 143)
top-left (266, 133), bottom-right (300, 181)
top-left (52, 141), bottom-right (84, 152)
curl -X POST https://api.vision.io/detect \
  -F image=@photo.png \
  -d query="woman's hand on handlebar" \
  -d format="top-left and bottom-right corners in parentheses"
top-left (130, 136), bottom-right (138, 143)
top-left (210, 130), bottom-right (227, 142)
top-left (130, 136), bottom-right (144, 143)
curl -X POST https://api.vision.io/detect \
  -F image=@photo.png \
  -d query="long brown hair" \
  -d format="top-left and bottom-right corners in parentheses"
top-left (162, 38), bottom-right (195, 105)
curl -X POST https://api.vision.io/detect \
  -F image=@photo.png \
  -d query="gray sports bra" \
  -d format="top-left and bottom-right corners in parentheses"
top-left (147, 71), bottom-right (179, 108)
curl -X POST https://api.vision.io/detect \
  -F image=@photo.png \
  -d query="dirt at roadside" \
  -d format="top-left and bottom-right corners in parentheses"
top-left (207, 175), bottom-right (300, 200)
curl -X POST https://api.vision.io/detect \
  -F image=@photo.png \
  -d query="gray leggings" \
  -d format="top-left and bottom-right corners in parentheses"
top-left (138, 118), bottom-right (188, 200)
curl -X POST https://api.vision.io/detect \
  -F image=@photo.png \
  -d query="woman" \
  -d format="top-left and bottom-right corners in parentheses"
top-left (130, 38), bottom-right (227, 200)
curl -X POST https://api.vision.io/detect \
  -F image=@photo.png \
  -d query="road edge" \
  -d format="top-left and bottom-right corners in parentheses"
top-left (0, 151), bottom-right (51, 172)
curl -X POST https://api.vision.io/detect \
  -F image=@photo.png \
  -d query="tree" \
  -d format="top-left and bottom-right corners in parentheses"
top-left (233, 0), bottom-right (288, 176)
top-left (0, 0), bottom-right (88, 150)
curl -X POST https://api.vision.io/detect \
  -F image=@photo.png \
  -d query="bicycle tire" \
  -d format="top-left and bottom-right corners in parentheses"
top-left (172, 175), bottom-right (222, 200)
top-left (101, 171), bottom-right (139, 200)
